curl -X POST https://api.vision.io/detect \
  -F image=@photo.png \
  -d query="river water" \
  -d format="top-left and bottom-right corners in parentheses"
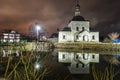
top-left (0, 50), bottom-right (120, 80)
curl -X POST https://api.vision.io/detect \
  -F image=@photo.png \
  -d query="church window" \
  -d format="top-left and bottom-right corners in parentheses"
top-left (92, 55), bottom-right (95, 59)
top-left (76, 35), bottom-right (79, 39)
top-left (83, 35), bottom-right (88, 41)
top-left (82, 64), bottom-right (85, 68)
top-left (82, 27), bottom-right (85, 31)
top-left (92, 35), bottom-right (95, 40)
top-left (83, 54), bottom-right (89, 60)
top-left (76, 63), bottom-right (79, 68)
top-left (76, 55), bottom-right (79, 59)
top-left (63, 35), bottom-right (66, 39)
top-left (62, 54), bottom-right (65, 59)
top-left (76, 27), bottom-right (79, 31)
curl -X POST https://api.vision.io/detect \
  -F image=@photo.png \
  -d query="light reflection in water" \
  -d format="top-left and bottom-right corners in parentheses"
top-left (58, 51), bottom-right (99, 74)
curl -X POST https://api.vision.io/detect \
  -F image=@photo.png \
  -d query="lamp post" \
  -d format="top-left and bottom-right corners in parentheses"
top-left (35, 24), bottom-right (41, 43)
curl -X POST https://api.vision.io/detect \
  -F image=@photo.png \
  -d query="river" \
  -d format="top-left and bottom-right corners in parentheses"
top-left (0, 50), bottom-right (120, 80)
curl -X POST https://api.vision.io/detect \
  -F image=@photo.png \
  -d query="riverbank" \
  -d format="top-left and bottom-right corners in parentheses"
top-left (54, 42), bottom-right (120, 52)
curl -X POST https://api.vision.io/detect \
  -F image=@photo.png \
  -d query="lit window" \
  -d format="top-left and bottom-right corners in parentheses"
top-left (15, 39), bottom-right (20, 42)
top-left (4, 34), bottom-right (8, 38)
top-left (3, 39), bottom-right (6, 42)
top-left (9, 34), bottom-right (14, 38)
top-left (9, 39), bottom-right (13, 42)
top-left (4, 35), bottom-right (8, 38)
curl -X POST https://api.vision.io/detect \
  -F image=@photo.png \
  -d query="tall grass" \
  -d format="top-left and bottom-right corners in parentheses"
top-left (2, 52), bottom-right (52, 80)
top-left (0, 42), bottom-right (51, 80)
top-left (2, 52), bottom-right (50, 80)
top-left (92, 65), bottom-right (114, 80)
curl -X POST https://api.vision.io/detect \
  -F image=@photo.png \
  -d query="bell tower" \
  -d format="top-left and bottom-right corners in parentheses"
top-left (75, 0), bottom-right (80, 16)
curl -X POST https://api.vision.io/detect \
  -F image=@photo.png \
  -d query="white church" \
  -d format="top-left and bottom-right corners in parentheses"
top-left (58, 1), bottom-right (99, 43)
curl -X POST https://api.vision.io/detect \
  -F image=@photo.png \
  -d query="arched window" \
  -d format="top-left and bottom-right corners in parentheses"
top-left (76, 55), bottom-right (79, 59)
top-left (76, 27), bottom-right (79, 31)
top-left (63, 35), bottom-right (65, 39)
top-left (83, 35), bottom-right (88, 41)
top-left (76, 35), bottom-right (79, 39)
top-left (76, 63), bottom-right (79, 68)
top-left (92, 35), bottom-right (95, 40)
top-left (62, 54), bottom-right (65, 59)
top-left (82, 27), bottom-right (85, 31)
top-left (83, 54), bottom-right (89, 60)
top-left (92, 55), bottom-right (95, 59)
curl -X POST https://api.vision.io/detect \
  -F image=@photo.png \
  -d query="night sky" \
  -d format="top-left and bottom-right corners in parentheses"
top-left (0, 0), bottom-right (120, 36)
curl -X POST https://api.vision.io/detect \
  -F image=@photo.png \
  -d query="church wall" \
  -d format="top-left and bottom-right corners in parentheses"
top-left (74, 31), bottom-right (90, 41)
top-left (89, 32), bottom-right (99, 42)
top-left (89, 54), bottom-right (99, 63)
top-left (80, 31), bottom-right (90, 41)
top-left (58, 52), bottom-right (74, 63)
top-left (58, 52), bottom-right (99, 64)
top-left (58, 31), bottom-right (99, 42)
top-left (68, 21), bottom-right (90, 32)
top-left (58, 31), bottom-right (74, 43)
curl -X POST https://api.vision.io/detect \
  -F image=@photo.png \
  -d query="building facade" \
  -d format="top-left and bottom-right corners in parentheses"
top-left (1, 30), bottom-right (20, 43)
top-left (58, 2), bottom-right (99, 43)
top-left (0, 30), bottom-right (21, 57)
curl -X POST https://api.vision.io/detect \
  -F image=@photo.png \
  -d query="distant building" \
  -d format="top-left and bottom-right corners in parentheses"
top-left (58, 2), bottom-right (99, 43)
top-left (48, 32), bottom-right (58, 43)
top-left (1, 30), bottom-right (20, 43)
top-left (0, 30), bottom-right (27, 57)
top-left (58, 51), bottom-right (99, 74)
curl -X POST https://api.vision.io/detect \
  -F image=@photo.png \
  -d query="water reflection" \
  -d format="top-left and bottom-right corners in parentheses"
top-left (1, 50), bottom-right (120, 80)
top-left (58, 52), bottom-right (99, 74)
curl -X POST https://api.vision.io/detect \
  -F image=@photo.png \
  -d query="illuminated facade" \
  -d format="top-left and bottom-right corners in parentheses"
top-left (1, 30), bottom-right (20, 43)
top-left (58, 2), bottom-right (99, 43)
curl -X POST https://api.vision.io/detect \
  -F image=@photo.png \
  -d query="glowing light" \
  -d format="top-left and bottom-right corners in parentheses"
top-left (36, 25), bottom-right (41, 30)
top-left (34, 63), bottom-right (40, 70)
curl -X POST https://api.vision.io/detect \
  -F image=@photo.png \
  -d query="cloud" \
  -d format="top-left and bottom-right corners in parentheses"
top-left (0, 0), bottom-right (120, 37)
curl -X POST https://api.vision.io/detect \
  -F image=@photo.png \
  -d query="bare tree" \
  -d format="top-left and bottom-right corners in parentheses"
top-left (108, 32), bottom-right (119, 40)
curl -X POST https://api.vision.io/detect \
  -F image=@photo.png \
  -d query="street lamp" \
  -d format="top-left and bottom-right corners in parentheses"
top-left (35, 24), bottom-right (41, 43)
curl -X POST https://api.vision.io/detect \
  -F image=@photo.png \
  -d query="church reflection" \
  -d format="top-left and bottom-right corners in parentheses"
top-left (58, 52), bottom-right (99, 74)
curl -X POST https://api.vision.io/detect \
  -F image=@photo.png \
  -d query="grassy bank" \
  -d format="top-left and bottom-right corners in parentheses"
top-left (54, 42), bottom-right (120, 52)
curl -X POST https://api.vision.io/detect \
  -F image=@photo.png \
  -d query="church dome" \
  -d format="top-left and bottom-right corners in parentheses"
top-left (72, 16), bottom-right (85, 21)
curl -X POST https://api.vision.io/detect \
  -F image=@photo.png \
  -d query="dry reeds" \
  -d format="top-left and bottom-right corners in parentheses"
top-left (92, 65), bottom-right (114, 80)
top-left (1, 48), bottom-right (51, 80)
